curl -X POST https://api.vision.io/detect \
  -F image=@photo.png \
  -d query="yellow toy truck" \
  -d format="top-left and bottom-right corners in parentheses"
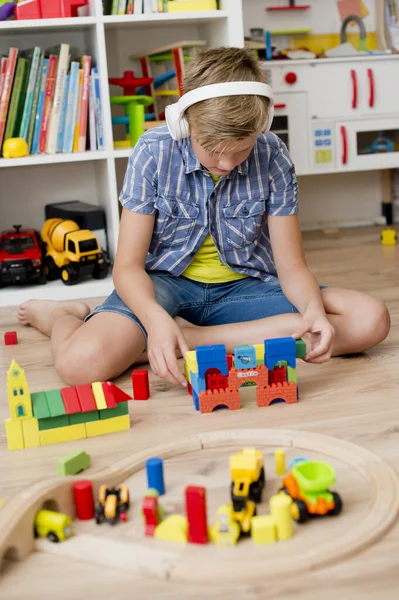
top-left (210, 504), bottom-right (241, 546)
top-left (229, 448), bottom-right (265, 535)
top-left (95, 484), bottom-right (130, 525)
top-left (41, 218), bottom-right (108, 285)
top-left (34, 509), bottom-right (73, 543)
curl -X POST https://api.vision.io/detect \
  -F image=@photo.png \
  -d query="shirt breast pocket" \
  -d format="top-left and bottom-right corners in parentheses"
top-left (222, 200), bottom-right (266, 249)
top-left (153, 195), bottom-right (199, 247)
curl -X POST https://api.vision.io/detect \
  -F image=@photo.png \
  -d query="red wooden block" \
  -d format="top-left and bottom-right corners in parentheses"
top-left (15, 0), bottom-right (42, 19)
top-left (132, 370), bottom-right (150, 400)
top-left (60, 386), bottom-right (81, 414)
top-left (39, 0), bottom-right (62, 18)
top-left (268, 366), bottom-right (287, 386)
top-left (75, 384), bottom-right (97, 412)
top-left (142, 496), bottom-right (159, 536)
top-left (185, 485), bottom-right (208, 544)
top-left (187, 382), bottom-right (193, 396)
top-left (226, 353), bottom-right (233, 370)
top-left (73, 480), bottom-right (94, 520)
top-left (105, 382), bottom-right (132, 403)
top-left (101, 382), bottom-right (117, 408)
top-left (4, 331), bottom-right (18, 345)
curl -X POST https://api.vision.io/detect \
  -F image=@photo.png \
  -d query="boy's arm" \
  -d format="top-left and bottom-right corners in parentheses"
top-left (268, 213), bottom-right (335, 362)
top-left (113, 209), bottom-right (188, 386)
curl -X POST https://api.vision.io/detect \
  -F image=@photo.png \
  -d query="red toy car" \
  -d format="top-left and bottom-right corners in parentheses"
top-left (0, 225), bottom-right (46, 287)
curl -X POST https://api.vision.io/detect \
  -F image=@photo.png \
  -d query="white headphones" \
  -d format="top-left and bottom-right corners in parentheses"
top-left (165, 81), bottom-right (274, 141)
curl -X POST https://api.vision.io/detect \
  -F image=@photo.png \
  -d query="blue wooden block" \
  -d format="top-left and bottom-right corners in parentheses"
top-left (190, 371), bottom-right (205, 395)
top-left (192, 389), bottom-right (199, 411)
top-left (196, 344), bottom-right (226, 364)
top-left (265, 337), bottom-right (296, 369)
top-left (146, 457), bottom-right (165, 496)
top-left (234, 345), bottom-right (257, 369)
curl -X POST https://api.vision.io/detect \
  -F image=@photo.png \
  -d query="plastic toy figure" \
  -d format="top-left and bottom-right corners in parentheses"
top-left (95, 484), bottom-right (130, 525)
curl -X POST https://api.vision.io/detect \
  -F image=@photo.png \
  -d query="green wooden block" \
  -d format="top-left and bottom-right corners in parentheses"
top-left (38, 415), bottom-right (70, 431)
top-left (287, 366), bottom-right (297, 384)
top-left (31, 392), bottom-right (50, 420)
top-left (295, 339), bottom-right (306, 359)
top-left (100, 402), bottom-right (129, 420)
top-left (57, 450), bottom-right (91, 476)
top-left (45, 389), bottom-right (67, 417)
top-left (69, 410), bottom-right (99, 425)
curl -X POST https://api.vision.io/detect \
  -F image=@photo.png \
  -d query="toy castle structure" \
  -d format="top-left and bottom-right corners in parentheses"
top-left (5, 359), bottom-right (133, 450)
top-left (184, 337), bottom-right (306, 413)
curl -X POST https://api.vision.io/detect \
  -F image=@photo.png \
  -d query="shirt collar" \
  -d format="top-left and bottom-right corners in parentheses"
top-left (179, 137), bottom-right (250, 177)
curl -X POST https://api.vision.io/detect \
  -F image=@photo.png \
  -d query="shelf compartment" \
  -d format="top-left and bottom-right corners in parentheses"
top-left (0, 275), bottom-right (114, 308)
top-left (102, 11), bottom-right (228, 28)
top-left (0, 151), bottom-right (108, 169)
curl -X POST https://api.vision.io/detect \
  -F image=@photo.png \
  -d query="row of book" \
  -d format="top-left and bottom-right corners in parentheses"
top-left (0, 44), bottom-right (104, 157)
top-left (103, 0), bottom-right (167, 14)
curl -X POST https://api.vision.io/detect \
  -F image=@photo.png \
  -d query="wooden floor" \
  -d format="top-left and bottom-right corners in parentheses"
top-left (0, 226), bottom-right (398, 600)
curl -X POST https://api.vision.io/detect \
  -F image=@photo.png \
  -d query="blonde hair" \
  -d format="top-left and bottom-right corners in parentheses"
top-left (182, 47), bottom-right (270, 152)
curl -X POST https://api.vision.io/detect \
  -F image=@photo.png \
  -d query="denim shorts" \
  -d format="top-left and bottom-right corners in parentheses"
top-left (86, 271), bottom-right (301, 340)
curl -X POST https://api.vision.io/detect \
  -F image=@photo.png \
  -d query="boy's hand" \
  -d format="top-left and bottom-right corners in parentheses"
top-left (293, 310), bottom-right (335, 363)
top-left (147, 310), bottom-right (189, 387)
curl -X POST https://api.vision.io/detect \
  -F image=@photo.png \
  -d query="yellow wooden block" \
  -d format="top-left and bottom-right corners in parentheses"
top-left (22, 418), bottom-right (40, 448)
top-left (254, 343), bottom-right (264, 362)
top-left (270, 493), bottom-right (293, 541)
top-left (154, 515), bottom-right (187, 543)
top-left (185, 350), bottom-right (198, 374)
top-left (184, 362), bottom-right (191, 384)
top-left (275, 448), bottom-right (286, 476)
top-left (5, 418), bottom-right (24, 450)
top-left (39, 423), bottom-right (86, 446)
top-left (85, 414), bottom-right (130, 438)
top-left (92, 381), bottom-right (107, 410)
top-left (251, 515), bottom-right (277, 544)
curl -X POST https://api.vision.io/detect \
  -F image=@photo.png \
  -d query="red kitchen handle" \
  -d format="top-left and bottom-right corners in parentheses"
top-left (350, 69), bottom-right (357, 109)
top-left (367, 68), bottom-right (375, 107)
top-left (274, 103), bottom-right (287, 109)
top-left (340, 125), bottom-right (348, 165)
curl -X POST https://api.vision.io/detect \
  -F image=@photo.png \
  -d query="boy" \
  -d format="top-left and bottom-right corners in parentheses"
top-left (18, 48), bottom-right (390, 386)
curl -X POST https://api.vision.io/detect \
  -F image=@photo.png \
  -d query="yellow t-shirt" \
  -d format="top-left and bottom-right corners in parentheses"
top-left (182, 173), bottom-right (248, 284)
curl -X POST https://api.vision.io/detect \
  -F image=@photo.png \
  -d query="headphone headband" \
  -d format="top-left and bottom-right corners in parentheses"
top-left (165, 81), bottom-right (274, 141)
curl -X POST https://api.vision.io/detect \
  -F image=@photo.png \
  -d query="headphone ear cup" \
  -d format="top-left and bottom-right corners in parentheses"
top-left (165, 102), bottom-right (190, 141)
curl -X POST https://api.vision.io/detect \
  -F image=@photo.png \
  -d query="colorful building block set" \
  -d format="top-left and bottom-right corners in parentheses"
top-left (184, 336), bottom-right (306, 413)
top-left (5, 359), bottom-right (133, 450)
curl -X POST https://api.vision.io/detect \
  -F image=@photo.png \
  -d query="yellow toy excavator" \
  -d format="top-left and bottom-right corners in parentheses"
top-left (229, 448), bottom-right (265, 535)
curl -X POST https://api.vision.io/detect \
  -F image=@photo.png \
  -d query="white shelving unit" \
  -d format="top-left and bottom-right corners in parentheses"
top-left (0, 0), bottom-right (244, 307)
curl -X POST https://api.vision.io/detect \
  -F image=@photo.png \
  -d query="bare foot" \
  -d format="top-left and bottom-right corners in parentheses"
top-left (17, 299), bottom-right (91, 337)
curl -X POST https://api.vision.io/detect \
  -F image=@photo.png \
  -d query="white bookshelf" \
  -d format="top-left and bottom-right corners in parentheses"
top-left (0, 0), bottom-right (244, 307)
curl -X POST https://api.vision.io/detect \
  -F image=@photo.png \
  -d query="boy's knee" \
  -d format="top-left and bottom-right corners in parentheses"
top-left (365, 298), bottom-right (391, 345)
top-left (54, 342), bottom-right (109, 386)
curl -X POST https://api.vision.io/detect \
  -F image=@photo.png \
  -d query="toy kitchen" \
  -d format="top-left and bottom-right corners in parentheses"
top-left (247, 0), bottom-right (399, 177)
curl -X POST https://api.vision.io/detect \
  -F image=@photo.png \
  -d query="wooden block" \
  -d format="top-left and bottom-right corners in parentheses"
top-left (39, 423), bottom-right (86, 446)
top-left (69, 410), bottom-right (99, 425)
top-left (85, 414), bottom-right (130, 438)
top-left (100, 402), bottom-right (129, 420)
top-left (60, 386), bottom-right (81, 414)
top-left (91, 381), bottom-right (107, 410)
top-left (22, 418), bottom-right (40, 448)
top-left (75, 384), bottom-right (97, 412)
top-left (185, 350), bottom-right (198, 373)
top-left (45, 389), bottom-right (67, 417)
top-left (154, 515), bottom-right (188, 543)
top-left (101, 382), bottom-right (117, 408)
top-left (251, 515), bottom-right (277, 544)
top-left (38, 415), bottom-right (70, 431)
top-left (31, 391), bottom-right (50, 420)
top-left (5, 419), bottom-right (24, 450)
top-left (57, 450), bottom-right (91, 476)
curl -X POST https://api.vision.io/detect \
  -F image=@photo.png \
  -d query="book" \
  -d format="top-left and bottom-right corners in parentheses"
top-left (46, 44), bottom-right (70, 154)
top-left (0, 47), bottom-right (18, 150)
top-left (91, 67), bottom-right (104, 150)
top-left (77, 55), bottom-right (91, 152)
top-left (126, 0), bottom-right (133, 13)
top-left (0, 58), bottom-right (7, 101)
top-left (63, 61), bottom-right (79, 153)
top-left (27, 54), bottom-right (44, 152)
top-left (111, 0), bottom-right (119, 14)
top-left (134, 0), bottom-right (143, 13)
top-left (118, 0), bottom-right (126, 13)
top-left (19, 47), bottom-right (41, 141)
top-left (38, 54), bottom-right (58, 153)
top-left (31, 58), bottom-right (49, 154)
top-left (56, 73), bottom-right (69, 153)
top-left (88, 74), bottom-right (97, 150)
top-left (73, 68), bottom-right (83, 152)
top-left (4, 57), bottom-right (28, 142)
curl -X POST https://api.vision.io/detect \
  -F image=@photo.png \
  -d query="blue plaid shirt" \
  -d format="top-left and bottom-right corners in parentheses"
top-left (119, 125), bottom-right (298, 282)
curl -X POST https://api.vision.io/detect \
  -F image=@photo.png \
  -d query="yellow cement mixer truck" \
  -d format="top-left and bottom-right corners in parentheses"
top-left (41, 218), bottom-right (108, 285)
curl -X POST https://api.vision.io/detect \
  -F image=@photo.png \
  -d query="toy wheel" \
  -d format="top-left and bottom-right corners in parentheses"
top-left (329, 492), bottom-right (343, 516)
top-left (95, 508), bottom-right (104, 525)
top-left (38, 270), bottom-right (47, 285)
top-left (33, 526), bottom-right (39, 538)
top-left (291, 499), bottom-right (309, 523)
top-left (61, 265), bottom-right (79, 286)
top-left (47, 531), bottom-right (59, 543)
top-left (279, 486), bottom-right (291, 496)
top-left (93, 260), bottom-right (108, 280)
top-left (45, 256), bottom-right (60, 281)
